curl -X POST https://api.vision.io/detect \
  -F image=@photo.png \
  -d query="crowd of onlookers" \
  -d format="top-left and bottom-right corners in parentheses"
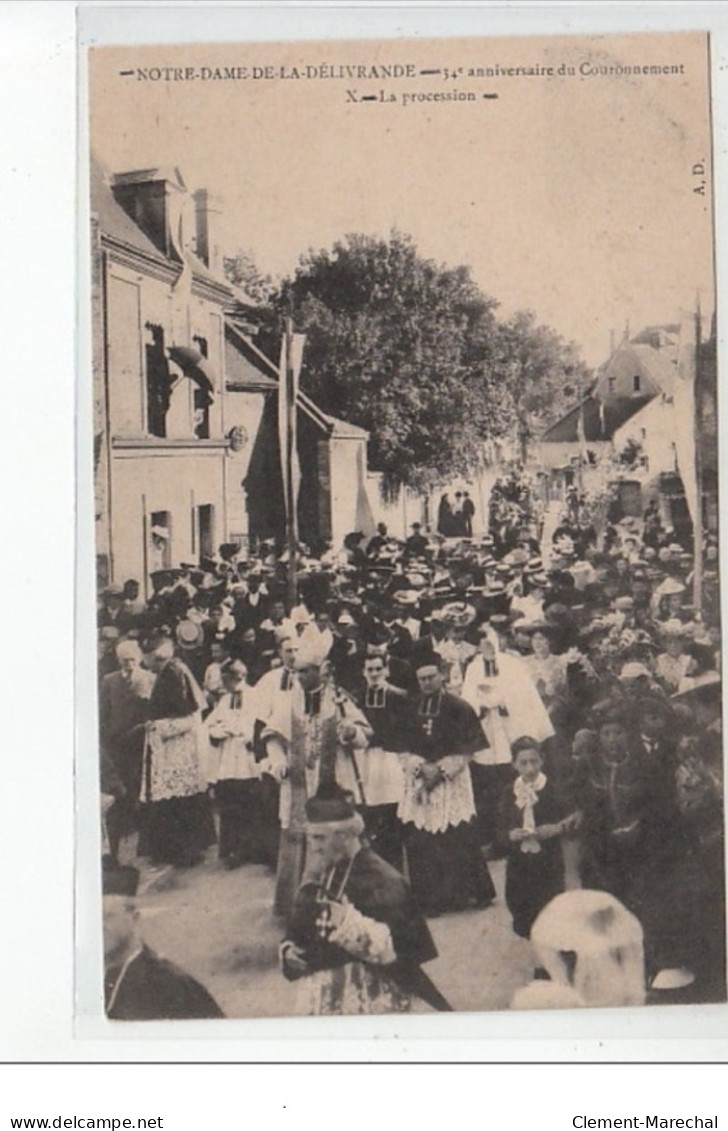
top-left (98, 481), bottom-right (725, 1007)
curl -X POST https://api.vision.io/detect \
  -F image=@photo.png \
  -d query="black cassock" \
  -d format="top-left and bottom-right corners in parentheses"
top-left (400, 692), bottom-right (496, 916)
top-left (106, 945), bottom-right (224, 1020)
top-left (353, 683), bottom-right (409, 871)
top-left (140, 658), bottom-right (216, 866)
top-left (405, 690), bottom-right (484, 765)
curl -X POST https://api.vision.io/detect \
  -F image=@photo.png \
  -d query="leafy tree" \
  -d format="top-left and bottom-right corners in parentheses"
top-left (263, 231), bottom-right (502, 497)
top-left (486, 310), bottom-right (592, 462)
top-left (223, 249), bottom-right (275, 305)
top-left (249, 233), bottom-right (591, 493)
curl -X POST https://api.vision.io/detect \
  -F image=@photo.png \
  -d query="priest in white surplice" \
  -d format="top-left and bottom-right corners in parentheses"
top-left (461, 624), bottom-right (554, 849)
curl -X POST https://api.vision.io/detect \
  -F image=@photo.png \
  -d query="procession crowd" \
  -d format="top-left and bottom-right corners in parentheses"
top-left (98, 477), bottom-right (725, 1018)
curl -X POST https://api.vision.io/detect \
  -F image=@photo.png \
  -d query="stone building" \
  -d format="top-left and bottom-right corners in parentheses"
top-left (91, 156), bottom-right (375, 593)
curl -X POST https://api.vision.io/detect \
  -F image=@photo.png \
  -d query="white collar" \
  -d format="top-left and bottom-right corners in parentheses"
top-left (514, 771), bottom-right (547, 799)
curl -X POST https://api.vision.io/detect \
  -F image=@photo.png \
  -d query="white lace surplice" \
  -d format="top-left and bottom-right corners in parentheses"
top-left (397, 754), bottom-right (476, 833)
top-left (298, 963), bottom-right (411, 1015)
top-left (142, 714), bottom-right (210, 802)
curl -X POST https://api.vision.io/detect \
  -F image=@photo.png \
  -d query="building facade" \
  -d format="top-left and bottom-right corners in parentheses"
top-left (91, 157), bottom-right (377, 592)
top-left (536, 320), bottom-right (717, 541)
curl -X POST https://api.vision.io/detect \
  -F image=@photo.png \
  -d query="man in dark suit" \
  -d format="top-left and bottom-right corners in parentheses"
top-left (364, 627), bottom-right (416, 693)
top-left (99, 640), bottom-right (155, 863)
top-left (103, 867), bottom-right (224, 1020)
top-left (405, 522), bottom-right (429, 559)
top-left (231, 570), bottom-right (267, 632)
top-left (462, 491), bottom-right (476, 538)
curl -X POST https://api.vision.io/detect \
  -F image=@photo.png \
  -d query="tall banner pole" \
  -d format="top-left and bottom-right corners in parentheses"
top-left (693, 302), bottom-right (704, 616)
top-left (284, 318), bottom-right (298, 611)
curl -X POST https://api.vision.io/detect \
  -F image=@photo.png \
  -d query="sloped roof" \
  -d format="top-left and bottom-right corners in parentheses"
top-left (90, 152), bottom-right (233, 296)
top-left (326, 413), bottom-right (370, 440)
top-left (542, 395), bottom-right (652, 443)
top-left (628, 343), bottom-right (679, 397)
top-left (224, 323), bottom-right (278, 390)
top-left (224, 320), bottom-right (369, 439)
top-left (594, 340), bottom-right (678, 401)
top-left (90, 152), bottom-right (164, 262)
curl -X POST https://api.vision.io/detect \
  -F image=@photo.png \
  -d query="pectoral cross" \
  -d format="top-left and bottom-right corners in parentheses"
top-left (315, 901), bottom-right (333, 939)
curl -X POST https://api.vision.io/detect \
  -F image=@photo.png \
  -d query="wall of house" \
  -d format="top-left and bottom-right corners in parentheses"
top-left (537, 440), bottom-right (611, 471)
top-left (366, 476), bottom-right (427, 540)
top-left (328, 436), bottom-right (376, 548)
top-left (223, 390), bottom-right (268, 547)
top-left (91, 220), bottom-right (110, 586)
top-left (103, 250), bottom-right (234, 588)
top-left (595, 346), bottom-right (661, 400)
top-left (110, 447), bottom-right (226, 592)
top-left (365, 464), bottom-right (499, 540)
top-left (106, 261), bottom-right (226, 442)
top-left (612, 396), bottom-right (678, 484)
top-left (240, 394), bottom-right (285, 549)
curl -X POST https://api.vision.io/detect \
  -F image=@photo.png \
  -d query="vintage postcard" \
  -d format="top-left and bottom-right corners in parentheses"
top-left (87, 29), bottom-right (723, 1023)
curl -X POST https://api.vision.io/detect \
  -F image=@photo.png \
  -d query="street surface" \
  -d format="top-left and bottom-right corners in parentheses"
top-left (127, 846), bottom-right (539, 1018)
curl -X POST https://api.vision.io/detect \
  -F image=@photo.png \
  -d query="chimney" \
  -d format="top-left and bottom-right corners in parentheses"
top-left (193, 188), bottom-right (224, 273)
top-left (111, 167), bottom-right (187, 259)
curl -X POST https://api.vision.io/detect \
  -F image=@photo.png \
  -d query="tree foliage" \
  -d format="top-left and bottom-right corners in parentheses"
top-left (486, 310), bottom-right (592, 458)
top-left (254, 231), bottom-right (591, 496)
top-left (223, 249), bottom-right (275, 305)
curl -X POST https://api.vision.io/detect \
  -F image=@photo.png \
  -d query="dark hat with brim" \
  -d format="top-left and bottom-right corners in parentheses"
top-left (218, 543), bottom-right (240, 561)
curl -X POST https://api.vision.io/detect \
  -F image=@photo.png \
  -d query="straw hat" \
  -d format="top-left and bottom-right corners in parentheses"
top-left (440, 602), bottom-right (476, 627)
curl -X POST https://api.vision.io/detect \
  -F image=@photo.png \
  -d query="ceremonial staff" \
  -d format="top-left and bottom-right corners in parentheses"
top-left (334, 688), bottom-right (367, 808)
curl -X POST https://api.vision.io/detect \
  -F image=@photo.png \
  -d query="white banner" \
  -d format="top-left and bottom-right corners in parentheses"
top-left (278, 330), bottom-right (305, 533)
top-left (674, 307), bottom-right (700, 529)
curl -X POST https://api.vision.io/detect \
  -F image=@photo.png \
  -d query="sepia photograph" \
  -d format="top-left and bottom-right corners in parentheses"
top-left (86, 28), bottom-right (724, 1024)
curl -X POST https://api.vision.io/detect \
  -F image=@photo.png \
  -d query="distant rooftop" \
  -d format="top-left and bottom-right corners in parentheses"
top-left (542, 395), bottom-right (652, 444)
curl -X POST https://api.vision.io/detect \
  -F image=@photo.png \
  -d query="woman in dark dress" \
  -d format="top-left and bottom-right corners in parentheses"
top-left (570, 700), bottom-right (663, 905)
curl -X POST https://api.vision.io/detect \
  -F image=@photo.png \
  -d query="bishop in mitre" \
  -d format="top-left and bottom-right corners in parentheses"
top-left (261, 629), bottom-right (373, 924)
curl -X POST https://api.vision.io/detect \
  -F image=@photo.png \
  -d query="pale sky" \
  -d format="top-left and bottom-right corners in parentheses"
top-left (89, 31), bottom-right (714, 367)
